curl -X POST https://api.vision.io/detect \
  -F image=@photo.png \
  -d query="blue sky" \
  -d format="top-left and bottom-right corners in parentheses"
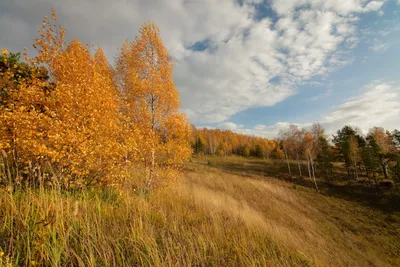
top-left (1, 0), bottom-right (400, 138)
top-left (204, 0), bottom-right (400, 137)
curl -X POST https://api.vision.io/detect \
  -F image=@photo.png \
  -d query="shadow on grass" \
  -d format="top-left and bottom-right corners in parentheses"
top-left (191, 156), bottom-right (400, 213)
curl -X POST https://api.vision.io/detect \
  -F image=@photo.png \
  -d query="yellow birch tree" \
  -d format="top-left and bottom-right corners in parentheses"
top-left (117, 22), bottom-right (191, 189)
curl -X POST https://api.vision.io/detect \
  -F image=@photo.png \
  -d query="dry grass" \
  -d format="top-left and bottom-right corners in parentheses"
top-left (0, 178), bottom-right (308, 266)
top-left (183, 165), bottom-right (400, 267)
top-left (1, 158), bottom-right (400, 266)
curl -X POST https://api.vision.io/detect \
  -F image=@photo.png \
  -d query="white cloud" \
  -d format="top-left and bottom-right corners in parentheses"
top-left (310, 88), bottom-right (333, 101)
top-left (369, 38), bottom-right (392, 52)
top-left (0, 0), bottom-right (386, 125)
top-left (362, 21), bottom-right (400, 52)
top-left (271, 0), bottom-right (384, 16)
top-left (218, 122), bottom-right (243, 131)
top-left (224, 81), bottom-right (400, 138)
top-left (370, 42), bottom-right (391, 52)
top-left (244, 0), bottom-right (264, 4)
top-left (254, 125), bottom-right (266, 130)
top-left (322, 81), bottom-right (400, 134)
top-left (363, 1), bottom-right (384, 12)
top-left (236, 122), bottom-right (312, 138)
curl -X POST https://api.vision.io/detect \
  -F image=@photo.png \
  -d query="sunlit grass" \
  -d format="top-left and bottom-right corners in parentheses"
top-left (1, 158), bottom-right (399, 266)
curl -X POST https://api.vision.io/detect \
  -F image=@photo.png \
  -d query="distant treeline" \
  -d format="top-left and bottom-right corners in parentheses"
top-left (191, 127), bottom-right (279, 158)
top-left (191, 124), bottom-right (400, 189)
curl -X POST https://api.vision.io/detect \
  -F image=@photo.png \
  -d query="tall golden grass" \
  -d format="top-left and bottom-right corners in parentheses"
top-left (1, 161), bottom-right (399, 266)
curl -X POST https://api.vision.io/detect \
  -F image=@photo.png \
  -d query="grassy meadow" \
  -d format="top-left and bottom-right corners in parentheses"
top-left (1, 156), bottom-right (400, 266)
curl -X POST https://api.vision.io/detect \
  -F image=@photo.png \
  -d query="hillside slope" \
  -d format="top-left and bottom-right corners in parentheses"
top-left (1, 160), bottom-right (399, 266)
top-left (183, 162), bottom-right (400, 267)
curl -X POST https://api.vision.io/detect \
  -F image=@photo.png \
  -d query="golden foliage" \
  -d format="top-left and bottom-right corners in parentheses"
top-left (0, 12), bottom-right (191, 189)
top-left (117, 22), bottom-right (191, 189)
top-left (191, 127), bottom-right (277, 158)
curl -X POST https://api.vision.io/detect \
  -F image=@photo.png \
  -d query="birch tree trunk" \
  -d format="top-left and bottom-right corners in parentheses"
top-left (311, 157), bottom-right (318, 191)
top-left (284, 149), bottom-right (291, 176)
top-left (296, 150), bottom-right (302, 177)
top-left (380, 161), bottom-right (389, 180)
top-left (307, 157), bottom-right (312, 179)
top-left (311, 158), bottom-right (316, 180)
top-left (354, 154), bottom-right (359, 182)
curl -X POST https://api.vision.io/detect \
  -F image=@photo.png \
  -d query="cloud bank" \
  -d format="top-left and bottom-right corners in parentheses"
top-left (0, 0), bottom-right (385, 125)
top-left (222, 81), bottom-right (400, 138)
